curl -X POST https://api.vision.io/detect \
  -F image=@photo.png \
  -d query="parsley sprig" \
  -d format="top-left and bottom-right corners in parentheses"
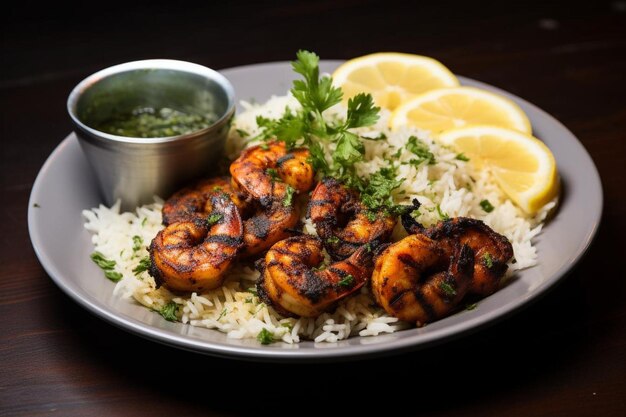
top-left (254, 50), bottom-right (411, 215)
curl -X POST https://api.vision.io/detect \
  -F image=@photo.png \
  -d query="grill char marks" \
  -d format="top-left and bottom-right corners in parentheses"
top-left (248, 214), bottom-right (270, 239)
top-left (424, 217), bottom-right (514, 296)
top-left (371, 234), bottom-right (476, 326)
top-left (308, 177), bottom-right (397, 260)
top-left (256, 235), bottom-right (377, 317)
top-left (148, 194), bottom-right (244, 292)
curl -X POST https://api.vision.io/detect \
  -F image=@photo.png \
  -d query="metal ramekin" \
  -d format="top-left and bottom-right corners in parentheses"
top-left (67, 59), bottom-right (235, 210)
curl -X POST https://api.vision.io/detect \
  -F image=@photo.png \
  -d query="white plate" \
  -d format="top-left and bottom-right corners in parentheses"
top-left (28, 61), bottom-right (602, 361)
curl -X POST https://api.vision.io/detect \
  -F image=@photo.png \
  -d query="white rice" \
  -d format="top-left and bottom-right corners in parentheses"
top-left (83, 93), bottom-right (555, 344)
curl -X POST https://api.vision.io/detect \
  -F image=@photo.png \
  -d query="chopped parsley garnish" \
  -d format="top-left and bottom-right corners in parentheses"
top-left (455, 153), bottom-right (470, 162)
top-left (206, 213), bottom-right (223, 227)
top-left (132, 257), bottom-right (151, 276)
top-left (338, 274), bottom-right (354, 287)
top-left (217, 308), bottom-right (228, 320)
top-left (327, 236), bottom-right (340, 245)
top-left (159, 301), bottom-right (178, 322)
top-left (236, 128), bottom-right (249, 138)
top-left (90, 253), bottom-right (124, 283)
top-left (266, 168), bottom-right (280, 182)
top-left (33, 203), bottom-right (40, 208)
top-left (466, 303), bottom-right (478, 311)
top-left (260, 142), bottom-right (269, 150)
top-left (257, 328), bottom-right (275, 345)
top-left (141, 217), bottom-right (147, 227)
top-left (483, 253), bottom-right (494, 268)
top-left (436, 204), bottom-right (450, 221)
top-left (283, 185), bottom-right (295, 207)
top-left (104, 270), bottom-right (123, 282)
top-left (406, 136), bottom-right (436, 165)
top-left (480, 199), bottom-right (495, 213)
top-left (91, 252), bottom-right (116, 270)
top-left (132, 235), bottom-right (143, 252)
top-left (439, 281), bottom-right (457, 297)
top-left (247, 287), bottom-right (258, 295)
top-left (357, 166), bottom-right (405, 215)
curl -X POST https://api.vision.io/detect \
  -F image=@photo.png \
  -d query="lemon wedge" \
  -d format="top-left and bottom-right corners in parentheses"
top-left (438, 125), bottom-right (559, 214)
top-left (390, 87), bottom-right (532, 134)
top-left (332, 53), bottom-right (459, 111)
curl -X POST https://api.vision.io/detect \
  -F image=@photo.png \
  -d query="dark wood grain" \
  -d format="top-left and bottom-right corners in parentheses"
top-left (2, 1), bottom-right (625, 416)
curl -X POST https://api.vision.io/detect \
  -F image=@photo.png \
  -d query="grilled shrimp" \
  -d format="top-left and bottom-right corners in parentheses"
top-left (423, 217), bottom-right (514, 296)
top-left (372, 234), bottom-right (475, 325)
top-left (257, 235), bottom-right (377, 317)
top-left (230, 141), bottom-right (314, 206)
top-left (309, 177), bottom-right (396, 259)
top-left (162, 176), bottom-right (246, 225)
top-left (240, 201), bottom-right (300, 257)
top-left (149, 193), bottom-right (243, 292)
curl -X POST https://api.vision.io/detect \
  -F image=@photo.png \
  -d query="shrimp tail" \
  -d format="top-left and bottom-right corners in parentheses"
top-left (401, 199), bottom-right (425, 235)
top-left (350, 241), bottom-right (379, 268)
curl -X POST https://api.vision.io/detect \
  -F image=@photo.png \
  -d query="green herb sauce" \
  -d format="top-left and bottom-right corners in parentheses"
top-left (93, 107), bottom-right (216, 138)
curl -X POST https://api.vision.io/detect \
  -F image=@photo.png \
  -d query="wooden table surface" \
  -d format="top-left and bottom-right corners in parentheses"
top-left (2, 2), bottom-right (625, 416)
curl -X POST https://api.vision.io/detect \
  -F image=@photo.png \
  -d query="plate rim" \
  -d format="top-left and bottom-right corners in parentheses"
top-left (28, 60), bottom-right (603, 361)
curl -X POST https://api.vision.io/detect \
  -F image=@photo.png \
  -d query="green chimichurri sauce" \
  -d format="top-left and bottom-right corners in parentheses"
top-left (93, 107), bottom-right (216, 138)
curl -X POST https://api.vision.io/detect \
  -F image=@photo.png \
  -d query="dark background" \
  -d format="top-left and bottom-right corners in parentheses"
top-left (2, 1), bottom-right (625, 416)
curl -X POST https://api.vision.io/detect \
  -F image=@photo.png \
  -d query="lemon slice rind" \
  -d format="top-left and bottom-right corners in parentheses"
top-left (437, 125), bottom-right (558, 214)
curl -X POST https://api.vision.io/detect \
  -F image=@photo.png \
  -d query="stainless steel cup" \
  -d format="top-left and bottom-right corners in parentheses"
top-left (67, 59), bottom-right (235, 210)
